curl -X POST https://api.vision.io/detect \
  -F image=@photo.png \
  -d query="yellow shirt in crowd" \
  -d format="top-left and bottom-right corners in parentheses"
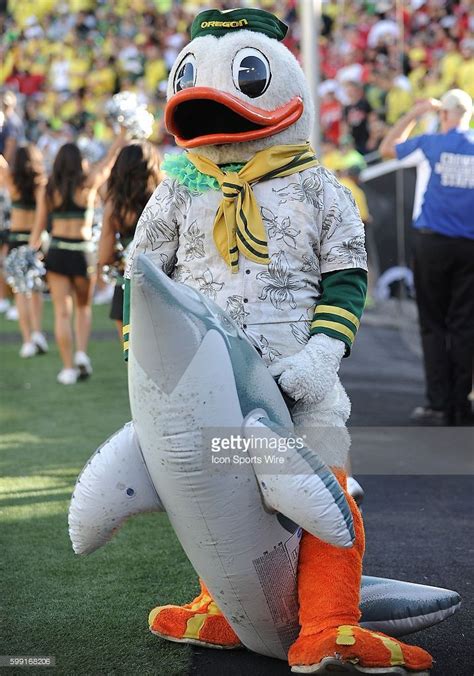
top-left (87, 67), bottom-right (116, 96)
top-left (338, 176), bottom-right (370, 223)
top-left (8, 0), bottom-right (55, 26)
top-left (416, 80), bottom-right (445, 101)
top-left (145, 60), bottom-right (168, 93)
top-left (0, 50), bottom-right (15, 85)
top-left (69, 0), bottom-right (95, 11)
top-left (69, 57), bottom-right (91, 91)
top-left (408, 64), bottom-right (427, 93)
top-left (457, 60), bottom-right (474, 98)
top-left (385, 87), bottom-right (413, 126)
top-left (440, 52), bottom-right (463, 87)
top-left (322, 149), bottom-right (345, 172)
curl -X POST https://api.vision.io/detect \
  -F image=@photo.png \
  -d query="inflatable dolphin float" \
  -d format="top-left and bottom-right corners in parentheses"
top-left (69, 255), bottom-right (460, 660)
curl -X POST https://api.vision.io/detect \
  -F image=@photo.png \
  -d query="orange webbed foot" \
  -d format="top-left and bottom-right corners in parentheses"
top-left (288, 625), bottom-right (432, 674)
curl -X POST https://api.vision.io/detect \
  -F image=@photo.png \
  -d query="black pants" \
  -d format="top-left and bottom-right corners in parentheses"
top-left (413, 231), bottom-right (474, 416)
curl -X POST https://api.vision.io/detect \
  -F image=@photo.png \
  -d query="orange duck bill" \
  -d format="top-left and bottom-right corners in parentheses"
top-left (165, 87), bottom-right (304, 148)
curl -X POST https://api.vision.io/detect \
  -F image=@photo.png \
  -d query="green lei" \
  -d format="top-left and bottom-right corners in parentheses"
top-left (161, 153), bottom-right (245, 193)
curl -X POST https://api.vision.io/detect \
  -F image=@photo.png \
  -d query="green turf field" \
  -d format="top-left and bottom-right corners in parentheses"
top-left (0, 301), bottom-right (194, 675)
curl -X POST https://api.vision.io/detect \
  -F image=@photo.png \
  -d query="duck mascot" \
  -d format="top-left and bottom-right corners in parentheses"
top-left (68, 8), bottom-right (458, 674)
top-left (124, 8), bottom-right (432, 674)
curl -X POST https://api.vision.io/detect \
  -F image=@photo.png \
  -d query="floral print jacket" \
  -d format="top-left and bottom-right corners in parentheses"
top-left (125, 163), bottom-right (368, 364)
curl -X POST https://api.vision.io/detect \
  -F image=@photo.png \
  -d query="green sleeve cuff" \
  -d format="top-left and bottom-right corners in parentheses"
top-left (310, 268), bottom-right (367, 356)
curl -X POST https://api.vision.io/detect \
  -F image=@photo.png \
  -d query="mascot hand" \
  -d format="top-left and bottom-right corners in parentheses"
top-left (268, 334), bottom-right (345, 404)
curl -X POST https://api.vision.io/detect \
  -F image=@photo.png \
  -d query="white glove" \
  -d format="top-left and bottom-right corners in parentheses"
top-left (268, 334), bottom-right (345, 405)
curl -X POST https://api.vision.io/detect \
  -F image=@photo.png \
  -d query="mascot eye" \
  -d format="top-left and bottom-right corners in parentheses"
top-left (232, 48), bottom-right (271, 98)
top-left (174, 54), bottom-right (197, 92)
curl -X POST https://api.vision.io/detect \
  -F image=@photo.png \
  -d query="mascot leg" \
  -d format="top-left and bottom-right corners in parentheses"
top-left (288, 471), bottom-right (433, 674)
top-left (148, 579), bottom-right (241, 649)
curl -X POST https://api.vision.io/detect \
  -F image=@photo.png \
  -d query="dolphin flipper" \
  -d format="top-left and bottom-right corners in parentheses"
top-left (69, 422), bottom-right (164, 555)
top-left (360, 575), bottom-right (461, 636)
top-left (243, 411), bottom-right (355, 548)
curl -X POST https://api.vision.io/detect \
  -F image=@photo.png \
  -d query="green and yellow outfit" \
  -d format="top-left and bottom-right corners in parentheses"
top-left (8, 200), bottom-right (36, 252)
top-left (45, 201), bottom-right (95, 278)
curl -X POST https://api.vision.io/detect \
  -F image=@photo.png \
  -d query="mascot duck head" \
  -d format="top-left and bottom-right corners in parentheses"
top-left (165, 8), bottom-right (314, 164)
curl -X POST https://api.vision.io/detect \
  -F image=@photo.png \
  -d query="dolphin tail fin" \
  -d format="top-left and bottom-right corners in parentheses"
top-left (243, 411), bottom-right (354, 548)
top-left (68, 422), bottom-right (164, 555)
top-left (360, 575), bottom-right (461, 636)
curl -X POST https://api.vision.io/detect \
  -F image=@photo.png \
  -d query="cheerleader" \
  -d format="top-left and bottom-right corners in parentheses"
top-left (0, 146), bottom-right (48, 357)
top-left (98, 141), bottom-right (161, 339)
top-left (30, 129), bottom-right (127, 385)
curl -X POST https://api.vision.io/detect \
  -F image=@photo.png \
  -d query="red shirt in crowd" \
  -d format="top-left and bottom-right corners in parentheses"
top-left (320, 97), bottom-right (342, 145)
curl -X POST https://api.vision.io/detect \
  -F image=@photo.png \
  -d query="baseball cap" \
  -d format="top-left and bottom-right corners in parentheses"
top-left (191, 8), bottom-right (288, 42)
top-left (440, 89), bottom-right (473, 117)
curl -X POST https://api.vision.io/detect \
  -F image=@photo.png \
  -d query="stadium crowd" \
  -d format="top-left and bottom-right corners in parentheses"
top-left (1, 0), bottom-right (473, 169)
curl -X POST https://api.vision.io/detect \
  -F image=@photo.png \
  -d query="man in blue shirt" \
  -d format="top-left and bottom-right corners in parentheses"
top-left (380, 89), bottom-right (474, 425)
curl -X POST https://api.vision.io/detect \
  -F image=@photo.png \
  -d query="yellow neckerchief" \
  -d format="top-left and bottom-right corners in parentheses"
top-left (187, 143), bottom-right (318, 272)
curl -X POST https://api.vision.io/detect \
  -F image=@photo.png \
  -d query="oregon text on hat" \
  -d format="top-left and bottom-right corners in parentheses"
top-left (200, 19), bottom-right (249, 29)
top-left (191, 8), bottom-right (288, 41)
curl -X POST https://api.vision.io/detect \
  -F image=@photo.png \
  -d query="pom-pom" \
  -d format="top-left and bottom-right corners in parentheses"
top-left (101, 239), bottom-right (133, 284)
top-left (5, 246), bottom-right (46, 294)
top-left (106, 92), bottom-right (154, 140)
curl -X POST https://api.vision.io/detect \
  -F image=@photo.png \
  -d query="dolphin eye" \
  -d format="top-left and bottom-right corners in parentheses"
top-left (232, 48), bottom-right (271, 98)
top-left (174, 54), bottom-right (196, 92)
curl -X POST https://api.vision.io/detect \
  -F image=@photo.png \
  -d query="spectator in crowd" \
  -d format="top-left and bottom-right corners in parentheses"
top-left (0, 91), bottom-right (24, 163)
top-left (343, 81), bottom-right (372, 155)
top-left (98, 140), bottom-right (161, 340)
top-left (322, 134), bottom-right (366, 172)
top-left (439, 37), bottom-right (463, 89)
top-left (380, 90), bottom-right (474, 426)
top-left (36, 121), bottom-right (72, 172)
top-left (68, 88), bottom-right (94, 134)
top-left (321, 139), bottom-right (344, 172)
top-left (367, 2), bottom-right (400, 49)
top-left (339, 134), bottom-right (367, 169)
top-left (0, 146), bottom-right (49, 356)
top-left (365, 111), bottom-right (389, 154)
top-left (416, 68), bottom-right (444, 102)
top-left (320, 84), bottom-right (342, 146)
top-left (2, 0), bottom-right (473, 158)
top-left (365, 69), bottom-right (389, 117)
top-left (337, 165), bottom-right (370, 227)
top-left (457, 38), bottom-right (474, 98)
top-left (30, 127), bottom-right (127, 385)
top-left (384, 72), bottom-right (413, 126)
